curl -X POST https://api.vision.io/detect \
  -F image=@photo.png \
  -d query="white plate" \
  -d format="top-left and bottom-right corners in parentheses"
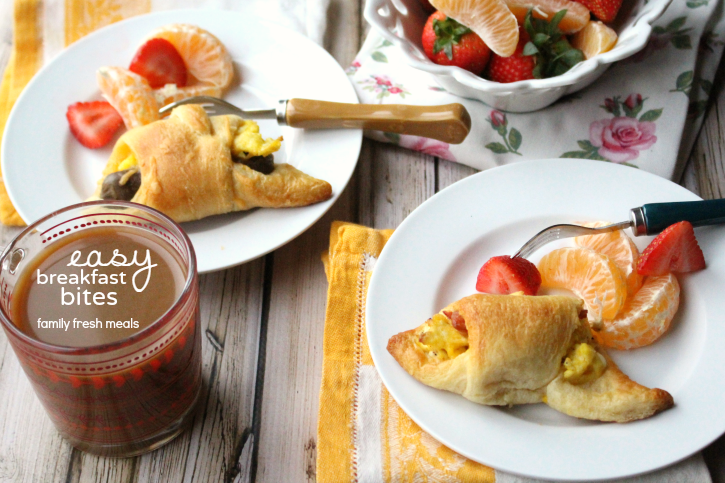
top-left (367, 159), bottom-right (725, 481)
top-left (2, 9), bottom-right (361, 273)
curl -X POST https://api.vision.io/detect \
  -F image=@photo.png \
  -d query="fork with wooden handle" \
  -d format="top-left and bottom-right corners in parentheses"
top-left (159, 96), bottom-right (471, 144)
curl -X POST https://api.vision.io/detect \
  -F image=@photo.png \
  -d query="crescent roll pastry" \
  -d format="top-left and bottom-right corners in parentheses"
top-left (93, 104), bottom-right (332, 223)
top-left (387, 294), bottom-right (673, 422)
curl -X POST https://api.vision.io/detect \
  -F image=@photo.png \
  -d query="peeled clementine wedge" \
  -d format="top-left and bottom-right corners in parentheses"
top-left (574, 221), bottom-right (643, 296)
top-left (595, 274), bottom-right (680, 350)
top-left (153, 84), bottom-right (223, 107)
top-left (430, 0), bottom-right (519, 57)
top-left (146, 24), bottom-right (234, 89)
top-left (538, 247), bottom-right (627, 324)
top-left (97, 66), bottom-right (160, 129)
top-left (571, 21), bottom-right (618, 60)
top-left (504, 0), bottom-right (590, 34)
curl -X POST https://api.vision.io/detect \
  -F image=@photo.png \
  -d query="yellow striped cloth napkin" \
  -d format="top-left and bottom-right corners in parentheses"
top-left (0, 0), bottom-right (151, 225)
top-left (318, 221), bottom-right (495, 482)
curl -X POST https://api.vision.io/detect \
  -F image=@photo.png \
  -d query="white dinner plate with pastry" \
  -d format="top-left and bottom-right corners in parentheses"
top-left (2, 9), bottom-right (361, 273)
top-left (367, 159), bottom-right (725, 481)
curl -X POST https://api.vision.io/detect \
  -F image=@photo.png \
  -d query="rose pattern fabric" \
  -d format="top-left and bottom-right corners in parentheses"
top-left (561, 94), bottom-right (662, 166)
top-left (359, 75), bottom-right (410, 99)
top-left (347, 3), bottom-right (723, 181)
top-left (398, 136), bottom-right (456, 159)
top-left (589, 117), bottom-right (657, 163)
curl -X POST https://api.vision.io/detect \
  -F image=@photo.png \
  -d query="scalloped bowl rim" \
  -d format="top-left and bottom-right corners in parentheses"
top-left (364, 0), bottom-right (674, 94)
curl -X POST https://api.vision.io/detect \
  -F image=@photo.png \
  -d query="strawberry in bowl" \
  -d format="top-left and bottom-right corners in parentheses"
top-left (422, 12), bottom-right (491, 75)
top-left (364, 0), bottom-right (671, 111)
top-left (423, 8), bottom-right (592, 83)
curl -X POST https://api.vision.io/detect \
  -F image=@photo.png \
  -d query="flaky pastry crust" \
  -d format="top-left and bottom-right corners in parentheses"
top-left (94, 104), bottom-right (332, 222)
top-left (387, 294), bottom-right (673, 422)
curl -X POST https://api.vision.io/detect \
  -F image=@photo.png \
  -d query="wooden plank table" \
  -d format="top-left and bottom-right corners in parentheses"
top-left (0, 1), bottom-right (724, 481)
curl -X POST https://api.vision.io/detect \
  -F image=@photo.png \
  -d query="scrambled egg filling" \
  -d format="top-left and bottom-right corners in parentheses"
top-left (414, 313), bottom-right (469, 361)
top-left (111, 119), bottom-right (282, 174)
top-left (563, 343), bottom-right (606, 385)
top-left (116, 153), bottom-right (138, 171)
top-left (231, 121), bottom-right (282, 160)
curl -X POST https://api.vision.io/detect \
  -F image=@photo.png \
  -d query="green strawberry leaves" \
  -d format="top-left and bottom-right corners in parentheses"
top-left (432, 17), bottom-right (472, 60)
top-left (523, 9), bottom-right (584, 79)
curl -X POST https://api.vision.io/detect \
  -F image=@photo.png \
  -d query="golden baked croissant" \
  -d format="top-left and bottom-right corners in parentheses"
top-left (387, 294), bottom-right (673, 423)
top-left (92, 104), bottom-right (332, 222)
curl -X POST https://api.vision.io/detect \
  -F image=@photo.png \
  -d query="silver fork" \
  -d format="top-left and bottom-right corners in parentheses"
top-left (513, 221), bottom-right (632, 259)
top-left (513, 199), bottom-right (725, 259)
top-left (158, 96), bottom-right (471, 144)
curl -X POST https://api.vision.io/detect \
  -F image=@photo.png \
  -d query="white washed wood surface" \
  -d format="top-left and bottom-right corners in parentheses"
top-left (0, 1), bottom-right (724, 482)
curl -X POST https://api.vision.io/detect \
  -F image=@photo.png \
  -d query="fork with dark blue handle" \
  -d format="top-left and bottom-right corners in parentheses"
top-left (514, 199), bottom-right (725, 259)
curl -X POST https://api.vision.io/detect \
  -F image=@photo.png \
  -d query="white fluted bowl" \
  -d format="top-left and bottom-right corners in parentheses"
top-left (364, 0), bottom-right (673, 112)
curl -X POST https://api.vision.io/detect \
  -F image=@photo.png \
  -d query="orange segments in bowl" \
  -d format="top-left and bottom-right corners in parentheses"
top-left (97, 66), bottom-right (160, 129)
top-left (574, 221), bottom-right (643, 296)
top-left (146, 24), bottom-right (234, 89)
top-left (594, 273), bottom-right (680, 350)
top-left (430, 0), bottom-right (519, 57)
top-left (571, 21), bottom-right (618, 60)
top-left (538, 247), bottom-right (627, 324)
top-left (504, 0), bottom-right (590, 34)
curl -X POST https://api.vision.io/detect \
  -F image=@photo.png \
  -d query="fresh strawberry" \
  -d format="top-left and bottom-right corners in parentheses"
top-left (66, 101), bottom-right (123, 149)
top-left (637, 221), bottom-right (706, 276)
top-left (575, 0), bottom-right (623, 23)
top-left (475, 255), bottom-right (542, 295)
top-left (486, 29), bottom-right (536, 83)
top-left (422, 11), bottom-right (491, 75)
top-left (129, 38), bottom-right (187, 88)
top-left (487, 10), bottom-right (584, 83)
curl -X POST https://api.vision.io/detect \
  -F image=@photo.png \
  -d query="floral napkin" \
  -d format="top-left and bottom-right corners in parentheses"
top-left (348, 0), bottom-right (725, 181)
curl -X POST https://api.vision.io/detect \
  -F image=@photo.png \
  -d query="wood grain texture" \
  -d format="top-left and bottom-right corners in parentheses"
top-left (685, 49), bottom-right (725, 483)
top-left (255, 206), bottom-right (345, 483)
top-left (132, 262), bottom-right (265, 483)
top-left (357, 140), bottom-right (436, 229)
top-left (255, 1), bottom-right (363, 480)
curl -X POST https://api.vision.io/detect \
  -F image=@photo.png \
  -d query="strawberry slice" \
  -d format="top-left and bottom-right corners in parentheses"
top-left (637, 221), bottom-right (706, 276)
top-left (476, 255), bottom-right (542, 295)
top-left (575, 0), bottom-right (623, 23)
top-left (129, 38), bottom-right (187, 89)
top-left (66, 101), bottom-right (123, 149)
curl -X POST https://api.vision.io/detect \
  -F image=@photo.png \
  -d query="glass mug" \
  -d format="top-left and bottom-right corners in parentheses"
top-left (0, 201), bottom-right (202, 457)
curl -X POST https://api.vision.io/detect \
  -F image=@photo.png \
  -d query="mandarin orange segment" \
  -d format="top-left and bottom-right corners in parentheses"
top-left (146, 24), bottom-right (234, 89)
top-left (97, 66), bottom-right (160, 129)
top-left (153, 84), bottom-right (223, 107)
top-left (504, 0), bottom-right (590, 34)
top-left (430, 0), bottom-right (520, 57)
top-left (538, 247), bottom-right (627, 324)
top-left (570, 21), bottom-right (618, 60)
top-left (595, 273), bottom-right (680, 350)
top-left (574, 221), bottom-right (643, 296)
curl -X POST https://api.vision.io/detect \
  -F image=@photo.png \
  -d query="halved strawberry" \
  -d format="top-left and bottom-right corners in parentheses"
top-left (129, 38), bottom-right (187, 89)
top-left (636, 221), bottom-right (706, 276)
top-left (66, 101), bottom-right (123, 149)
top-left (475, 255), bottom-right (542, 295)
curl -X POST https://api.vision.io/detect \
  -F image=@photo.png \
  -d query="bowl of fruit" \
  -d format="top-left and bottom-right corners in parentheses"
top-left (364, 0), bottom-right (672, 112)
